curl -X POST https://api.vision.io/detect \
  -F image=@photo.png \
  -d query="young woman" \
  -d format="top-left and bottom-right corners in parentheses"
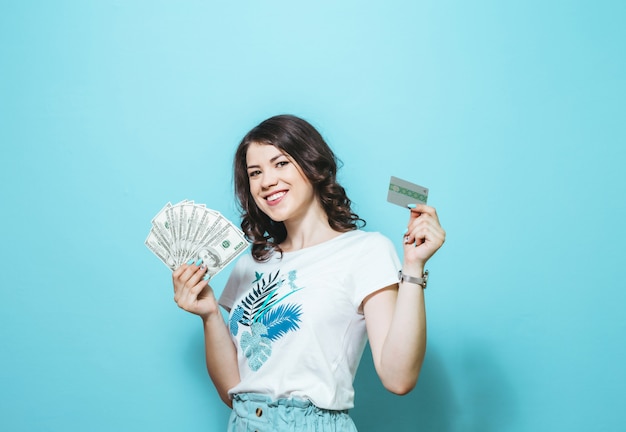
top-left (172, 115), bottom-right (445, 431)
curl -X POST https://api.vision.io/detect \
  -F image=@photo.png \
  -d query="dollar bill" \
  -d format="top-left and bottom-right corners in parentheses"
top-left (151, 202), bottom-right (173, 245)
top-left (145, 200), bottom-right (249, 279)
top-left (145, 229), bottom-right (177, 269)
top-left (188, 221), bottom-right (249, 279)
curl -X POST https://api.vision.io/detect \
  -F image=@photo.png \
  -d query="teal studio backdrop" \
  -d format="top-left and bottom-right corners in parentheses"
top-left (1, 1), bottom-right (625, 431)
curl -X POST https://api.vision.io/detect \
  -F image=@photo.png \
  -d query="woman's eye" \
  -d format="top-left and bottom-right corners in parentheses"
top-left (248, 170), bottom-right (261, 178)
top-left (276, 161), bottom-right (289, 168)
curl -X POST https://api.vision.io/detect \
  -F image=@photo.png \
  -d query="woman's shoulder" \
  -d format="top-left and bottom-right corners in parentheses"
top-left (229, 251), bottom-right (255, 274)
top-left (341, 229), bottom-right (395, 249)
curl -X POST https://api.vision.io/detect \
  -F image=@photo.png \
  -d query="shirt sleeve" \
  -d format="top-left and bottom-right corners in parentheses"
top-left (218, 254), bottom-right (250, 312)
top-left (350, 232), bottom-right (401, 311)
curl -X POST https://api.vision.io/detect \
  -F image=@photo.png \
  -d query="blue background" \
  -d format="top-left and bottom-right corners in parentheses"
top-left (1, 1), bottom-right (625, 431)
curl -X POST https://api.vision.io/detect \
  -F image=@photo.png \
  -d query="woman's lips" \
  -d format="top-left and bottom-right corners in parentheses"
top-left (265, 190), bottom-right (287, 206)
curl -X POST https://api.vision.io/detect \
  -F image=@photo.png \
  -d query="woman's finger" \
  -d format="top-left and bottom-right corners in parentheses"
top-left (404, 205), bottom-right (446, 256)
top-left (176, 265), bottom-right (208, 299)
top-left (405, 214), bottom-right (439, 243)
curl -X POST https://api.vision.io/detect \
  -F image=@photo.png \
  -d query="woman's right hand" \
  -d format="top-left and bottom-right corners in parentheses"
top-left (172, 261), bottom-right (220, 320)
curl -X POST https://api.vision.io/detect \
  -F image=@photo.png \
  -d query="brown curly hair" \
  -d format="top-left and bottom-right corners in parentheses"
top-left (234, 114), bottom-right (365, 262)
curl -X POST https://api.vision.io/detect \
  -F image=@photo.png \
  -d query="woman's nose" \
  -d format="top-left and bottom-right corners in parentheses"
top-left (260, 170), bottom-right (278, 188)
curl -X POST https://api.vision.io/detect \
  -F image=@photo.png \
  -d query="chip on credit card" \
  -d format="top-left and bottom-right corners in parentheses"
top-left (387, 176), bottom-right (429, 207)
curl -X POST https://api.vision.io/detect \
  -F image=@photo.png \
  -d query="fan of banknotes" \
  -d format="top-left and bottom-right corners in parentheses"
top-left (145, 200), bottom-right (249, 279)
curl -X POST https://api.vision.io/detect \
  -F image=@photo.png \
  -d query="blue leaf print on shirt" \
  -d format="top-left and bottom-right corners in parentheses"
top-left (240, 322), bottom-right (272, 371)
top-left (230, 305), bottom-right (244, 336)
top-left (260, 303), bottom-right (302, 341)
top-left (230, 269), bottom-right (305, 371)
top-left (240, 271), bottom-right (282, 324)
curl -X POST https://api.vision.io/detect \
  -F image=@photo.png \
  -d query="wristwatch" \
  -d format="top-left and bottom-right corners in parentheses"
top-left (398, 269), bottom-right (429, 289)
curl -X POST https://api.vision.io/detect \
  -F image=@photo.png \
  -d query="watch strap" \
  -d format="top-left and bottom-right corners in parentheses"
top-left (398, 269), bottom-right (429, 289)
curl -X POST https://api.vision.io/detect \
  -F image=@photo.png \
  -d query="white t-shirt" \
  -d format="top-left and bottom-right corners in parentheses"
top-left (218, 229), bottom-right (401, 410)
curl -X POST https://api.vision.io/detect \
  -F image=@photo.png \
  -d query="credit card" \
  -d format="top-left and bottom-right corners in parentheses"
top-left (387, 176), bottom-right (429, 207)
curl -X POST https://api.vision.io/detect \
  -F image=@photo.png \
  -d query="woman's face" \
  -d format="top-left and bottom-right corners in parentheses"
top-left (245, 142), bottom-right (317, 224)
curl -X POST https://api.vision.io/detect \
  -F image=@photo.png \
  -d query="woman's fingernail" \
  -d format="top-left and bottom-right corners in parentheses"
top-left (195, 259), bottom-right (203, 266)
top-left (407, 204), bottom-right (417, 209)
top-left (186, 259), bottom-right (195, 265)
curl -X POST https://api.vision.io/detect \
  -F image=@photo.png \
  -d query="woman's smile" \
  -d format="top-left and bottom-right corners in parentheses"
top-left (265, 190), bottom-right (288, 205)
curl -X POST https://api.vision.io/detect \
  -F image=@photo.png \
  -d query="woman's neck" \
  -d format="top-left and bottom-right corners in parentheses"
top-left (280, 206), bottom-right (342, 252)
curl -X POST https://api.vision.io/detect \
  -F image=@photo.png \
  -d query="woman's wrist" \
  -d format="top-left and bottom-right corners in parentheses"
top-left (201, 307), bottom-right (223, 325)
top-left (401, 263), bottom-right (425, 278)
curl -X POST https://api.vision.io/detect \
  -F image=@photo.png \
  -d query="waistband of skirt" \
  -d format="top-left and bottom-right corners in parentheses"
top-left (232, 393), bottom-right (347, 413)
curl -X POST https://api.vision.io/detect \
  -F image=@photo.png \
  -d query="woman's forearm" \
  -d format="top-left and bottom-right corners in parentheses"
top-left (380, 280), bottom-right (427, 394)
top-left (202, 312), bottom-right (241, 407)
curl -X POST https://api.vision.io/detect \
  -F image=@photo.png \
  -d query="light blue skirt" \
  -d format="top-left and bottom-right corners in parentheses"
top-left (227, 393), bottom-right (358, 432)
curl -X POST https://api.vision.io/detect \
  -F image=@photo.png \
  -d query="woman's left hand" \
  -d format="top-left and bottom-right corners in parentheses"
top-left (403, 204), bottom-right (446, 268)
